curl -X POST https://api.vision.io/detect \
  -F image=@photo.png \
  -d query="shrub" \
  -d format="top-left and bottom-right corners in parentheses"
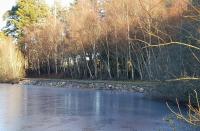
top-left (167, 90), bottom-right (200, 126)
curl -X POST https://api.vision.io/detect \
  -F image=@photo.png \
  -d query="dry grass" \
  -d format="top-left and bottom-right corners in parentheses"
top-left (0, 37), bottom-right (25, 82)
top-left (167, 90), bottom-right (200, 126)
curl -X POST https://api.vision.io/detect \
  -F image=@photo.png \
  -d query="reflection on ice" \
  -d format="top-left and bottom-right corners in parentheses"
top-left (0, 84), bottom-right (198, 131)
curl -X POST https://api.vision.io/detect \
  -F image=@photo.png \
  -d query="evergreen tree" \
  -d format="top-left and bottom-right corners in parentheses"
top-left (3, 0), bottom-right (50, 38)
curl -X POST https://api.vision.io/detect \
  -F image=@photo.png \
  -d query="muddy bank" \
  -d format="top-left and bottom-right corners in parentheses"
top-left (0, 79), bottom-right (22, 84)
top-left (146, 78), bottom-right (200, 103)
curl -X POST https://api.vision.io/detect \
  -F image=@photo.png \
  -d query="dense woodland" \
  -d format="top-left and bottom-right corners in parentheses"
top-left (1, 0), bottom-right (200, 81)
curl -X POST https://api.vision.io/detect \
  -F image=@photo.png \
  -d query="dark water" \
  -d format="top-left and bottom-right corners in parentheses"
top-left (0, 84), bottom-right (198, 131)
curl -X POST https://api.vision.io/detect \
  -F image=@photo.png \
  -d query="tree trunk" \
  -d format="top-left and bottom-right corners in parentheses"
top-left (93, 42), bottom-right (97, 79)
top-left (81, 42), bottom-right (93, 79)
top-left (105, 35), bottom-right (112, 79)
top-left (47, 56), bottom-right (50, 75)
top-left (126, 4), bottom-right (134, 80)
top-left (37, 58), bottom-right (41, 76)
top-left (54, 46), bottom-right (58, 75)
top-left (114, 25), bottom-right (120, 79)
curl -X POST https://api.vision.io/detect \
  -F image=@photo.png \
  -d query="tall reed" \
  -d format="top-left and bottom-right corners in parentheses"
top-left (0, 37), bottom-right (25, 82)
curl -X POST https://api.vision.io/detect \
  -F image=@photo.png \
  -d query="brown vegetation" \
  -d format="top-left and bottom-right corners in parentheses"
top-left (167, 90), bottom-right (200, 126)
top-left (16, 0), bottom-right (200, 81)
top-left (0, 34), bottom-right (25, 82)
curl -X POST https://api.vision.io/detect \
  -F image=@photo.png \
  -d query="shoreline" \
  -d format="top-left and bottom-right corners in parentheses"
top-left (19, 78), bottom-right (159, 93)
top-left (2, 78), bottom-right (200, 103)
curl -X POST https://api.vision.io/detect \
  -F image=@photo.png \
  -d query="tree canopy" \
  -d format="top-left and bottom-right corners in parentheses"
top-left (1, 0), bottom-right (200, 81)
top-left (3, 0), bottom-right (50, 38)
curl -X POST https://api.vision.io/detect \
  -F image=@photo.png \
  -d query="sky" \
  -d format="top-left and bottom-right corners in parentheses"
top-left (0, 0), bottom-right (74, 29)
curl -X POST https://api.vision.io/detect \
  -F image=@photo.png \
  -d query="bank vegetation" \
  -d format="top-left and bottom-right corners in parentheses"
top-left (0, 33), bottom-right (25, 82)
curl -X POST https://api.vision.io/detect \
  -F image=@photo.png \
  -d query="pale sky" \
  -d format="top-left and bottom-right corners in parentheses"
top-left (0, 0), bottom-right (74, 29)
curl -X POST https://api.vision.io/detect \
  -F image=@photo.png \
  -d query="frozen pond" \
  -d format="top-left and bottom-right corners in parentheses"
top-left (0, 84), bottom-right (198, 131)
